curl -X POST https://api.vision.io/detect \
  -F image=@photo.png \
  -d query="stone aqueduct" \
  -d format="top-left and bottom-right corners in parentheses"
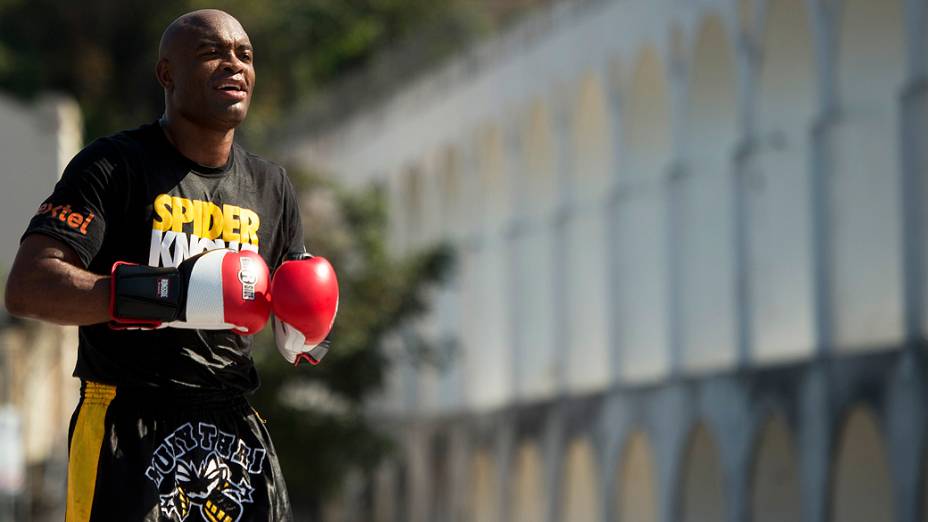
top-left (287, 0), bottom-right (928, 520)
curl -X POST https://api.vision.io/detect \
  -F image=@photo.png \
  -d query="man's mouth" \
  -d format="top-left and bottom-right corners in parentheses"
top-left (214, 81), bottom-right (248, 100)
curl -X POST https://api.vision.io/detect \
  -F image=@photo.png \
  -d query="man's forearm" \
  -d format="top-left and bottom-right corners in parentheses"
top-left (5, 238), bottom-right (111, 326)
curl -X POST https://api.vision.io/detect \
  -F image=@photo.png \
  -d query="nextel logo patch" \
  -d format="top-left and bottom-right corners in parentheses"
top-left (35, 203), bottom-right (95, 235)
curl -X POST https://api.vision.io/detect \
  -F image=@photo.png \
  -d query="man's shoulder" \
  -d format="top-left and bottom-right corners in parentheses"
top-left (108, 121), bottom-right (160, 151)
top-left (234, 144), bottom-right (288, 180)
top-left (79, 121), bottom-right (159, 162)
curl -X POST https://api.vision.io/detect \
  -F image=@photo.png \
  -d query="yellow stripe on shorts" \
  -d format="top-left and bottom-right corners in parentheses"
top-left (66, 381), bottom-right (116, 522)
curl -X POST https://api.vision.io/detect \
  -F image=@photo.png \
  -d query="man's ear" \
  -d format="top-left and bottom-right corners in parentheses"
top-left (156, 59), bottom-right (172, 90)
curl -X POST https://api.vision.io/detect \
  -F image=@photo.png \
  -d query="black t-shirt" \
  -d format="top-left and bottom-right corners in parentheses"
top-left (22, 121), bottom-right (304, 395)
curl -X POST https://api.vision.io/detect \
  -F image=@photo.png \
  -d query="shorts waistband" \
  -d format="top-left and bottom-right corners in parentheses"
top-left (80, 381), bottom-right (117, 406)
top-left (81, 380), bottom-right (249, 412)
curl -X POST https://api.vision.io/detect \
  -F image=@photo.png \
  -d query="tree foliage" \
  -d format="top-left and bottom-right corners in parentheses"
top-left (249, 170), bottom-right (453, 514)
top-left (0, 0), bottom-right (495, 149)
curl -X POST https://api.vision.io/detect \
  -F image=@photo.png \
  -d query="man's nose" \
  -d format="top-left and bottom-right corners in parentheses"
top-left (221, 51), bottom-right (246, 73)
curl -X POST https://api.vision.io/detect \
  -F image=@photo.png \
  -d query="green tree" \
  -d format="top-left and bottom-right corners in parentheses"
top-left (249, 170), bottom-right (453, 516)
top-left (0, 0), bottom-right (492, 148)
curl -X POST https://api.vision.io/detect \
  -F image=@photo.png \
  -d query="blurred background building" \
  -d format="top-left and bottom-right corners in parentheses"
top-left (0, 93), bottom-right (82, 521)
top-left (285, 0), bottom-right (928, 520)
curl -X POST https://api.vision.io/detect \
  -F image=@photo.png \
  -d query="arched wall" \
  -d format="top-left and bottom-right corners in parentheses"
top-left (404, 167), bottom-right (425, 249)
top-left (679, 13), bottom-right (739, 372)
top-left (526, 101), bottom-right (559, 214)
top-left (387, 171), bottom-right (408, 256)
top-left (438, 148), bottom-right (462, 240)
top-left (565, 72), bottom-right (613, 393)
top-left (748, 0), bottom-right (816, 363)
top-left (512, 102), bottom-right (559, 400)
top-left (435, 148), bottom-right (465, 410)
top-left (616, 431), bottom-right (658, 522)
top-left (750, 415), bottom-right (801, 522)
top-left (626, 46), bottom-right (672, 169)
top-left (831, 407), bottom-right (893, 522)
top-left (300, 0), bottom-right (928, 519)
top-left (470, 449), bottom-right (499, 522)
top-left (478, 126), bottom-right (511, 226)
top-left (561, 436), bottom-right (600, 522)
top-left (428, 434), bottom-right (452, 521)
top-left (573, 72), bottom-right (613, 185)
top-left (680, 424), bottom-right (725, 522)
top-left (510, 442), bottom-right (545, 522)
top-left (464, 127), bottom-right (514, 410)
top-left (830, 0), bottom-right (905, 351)
top-left (615, 45), bottom-right (672, 383)
top-left (456, 139), bottom-right (491, 411)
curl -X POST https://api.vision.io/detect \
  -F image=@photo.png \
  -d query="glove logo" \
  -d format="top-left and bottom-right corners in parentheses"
top-left (238, 257), bottom-right (257, 301)
top-left (145, 422), bottom-right (267, 522)
top-left (157, 278), bottom-right (170, 299)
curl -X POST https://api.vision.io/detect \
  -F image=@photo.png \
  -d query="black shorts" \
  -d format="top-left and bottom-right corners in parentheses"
top-left (66, 381), bottom-right (293, 522)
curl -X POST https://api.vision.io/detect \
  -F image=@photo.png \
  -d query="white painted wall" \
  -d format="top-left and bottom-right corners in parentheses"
top-left (0, 93), bottom-right (81, 274)
top-left (288, 0), bottom-right (926, 414)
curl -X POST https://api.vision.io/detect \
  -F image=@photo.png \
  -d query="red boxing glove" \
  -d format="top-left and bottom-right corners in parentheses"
top-left (110, 249), bottom-right (271, 334)
top-left (271, 253), bottom-right (339, 365)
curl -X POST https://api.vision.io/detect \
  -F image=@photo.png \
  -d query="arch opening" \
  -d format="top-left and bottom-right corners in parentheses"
top-left (831, 407), bottom-right (893, 522)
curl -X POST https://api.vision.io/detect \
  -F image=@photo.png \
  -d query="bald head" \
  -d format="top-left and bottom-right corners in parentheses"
top-left (156, 9), bottom-right (255, 133)
top-left (159, 10), bottom-right (245, 61)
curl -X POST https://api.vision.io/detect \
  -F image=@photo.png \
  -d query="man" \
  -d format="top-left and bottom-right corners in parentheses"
top-left (4, 9), bottom-right (335, 521)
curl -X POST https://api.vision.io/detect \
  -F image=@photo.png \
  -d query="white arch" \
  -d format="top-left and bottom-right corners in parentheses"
top-left (573, 71), bottom-right (613, 185)
top-left (470, 449), bottom-right (499, 522)
top-left (626, 46), bottom-right (671, 172)
top-left (561, 437), bottom-right (600, 522)
top-left (680, 12), bottom-right (739, 373)
top-left (460, 127), bottom-right (515, 410)
top-left (687, 13), bottom-right (738, 150)
top-left (477, 125), bottom-right (511, 226)
top-left (515, 101), bottom-right (559, 400)
top-left (617, 431), bottom-right (658, 522)
top-left (680, 424), bottom-right (725, 522)
top-left (564, 71), bottom-right (613, 393)
top-left (510, 441), bottom-right (545, 522)
top-left (748, 0), bottom-right (816, 363)
top-left (831, 407), bottom-right (893, 522)
top-left (615, 44), bottom-right (673, 382)
top-left (437, 147), bottom-right (462, 239)
top-left (830, 0), bottom-right (906, 351)
top-left (751, 414), bottom-right (800, 522)
top-left (526, 100), bottom-right (559, 214)
top-left (404, 167), bottom-right (425, 250)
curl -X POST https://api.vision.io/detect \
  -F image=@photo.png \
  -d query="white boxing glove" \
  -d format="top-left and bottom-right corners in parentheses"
top-left (110, 249), bottom-right (271, 334)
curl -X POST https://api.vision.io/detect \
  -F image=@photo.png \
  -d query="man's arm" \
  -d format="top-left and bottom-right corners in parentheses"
top-left (5, 234), bottom-right (110, 325)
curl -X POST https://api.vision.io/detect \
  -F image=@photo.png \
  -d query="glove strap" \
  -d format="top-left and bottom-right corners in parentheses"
top-left (294, 340), bottom-right (330, 366)
top-left (109, 261), bottom-right (183, 327)
top-left (285, 251), bottom-right (312, 261)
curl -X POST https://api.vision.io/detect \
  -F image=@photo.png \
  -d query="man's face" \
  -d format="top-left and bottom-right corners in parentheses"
top-left (166, 14), bottom-right (255, 130)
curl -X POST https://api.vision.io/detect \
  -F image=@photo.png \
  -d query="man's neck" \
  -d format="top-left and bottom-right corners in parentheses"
top-left (159, 115), bottom-right (235, 168)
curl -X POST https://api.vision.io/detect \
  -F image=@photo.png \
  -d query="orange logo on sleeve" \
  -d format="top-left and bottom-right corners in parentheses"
top-left (35, 202), bottom-right (95, 235)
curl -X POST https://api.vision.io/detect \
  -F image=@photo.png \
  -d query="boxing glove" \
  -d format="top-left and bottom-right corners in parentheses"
top-left (271, 253), bottom-right (339, 365)
top-left (110, 249), bottom-right (271, 334)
